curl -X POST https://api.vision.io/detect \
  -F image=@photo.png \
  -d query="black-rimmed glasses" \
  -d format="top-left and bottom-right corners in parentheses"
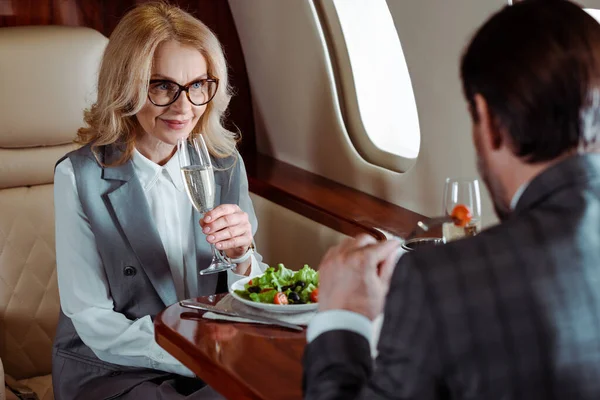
top-left (148, 78), bottom-right (219, 107)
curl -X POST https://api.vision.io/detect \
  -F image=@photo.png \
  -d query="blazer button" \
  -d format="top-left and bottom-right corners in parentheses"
top-left (109, 371), bottom-right (121, 377)
top-left (123, 266), bottom-right (136, 276)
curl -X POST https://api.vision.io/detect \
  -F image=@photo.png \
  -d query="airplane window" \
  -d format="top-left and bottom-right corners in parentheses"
top-left (318, 0), bottom-right (420, 172)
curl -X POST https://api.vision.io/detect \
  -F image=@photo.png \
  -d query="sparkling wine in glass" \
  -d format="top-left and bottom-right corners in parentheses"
top-left (442, 178), bottom-right (482, 242)
top-left (178, 136), bottom-right (235, 275)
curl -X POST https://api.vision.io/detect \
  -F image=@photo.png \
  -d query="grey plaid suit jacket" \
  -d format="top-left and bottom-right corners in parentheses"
top-left (304, 153), bottom-right (600, 400)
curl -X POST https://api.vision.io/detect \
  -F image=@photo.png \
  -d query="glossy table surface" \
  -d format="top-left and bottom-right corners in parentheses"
top-left (155, 294), bottom-right (307, 400)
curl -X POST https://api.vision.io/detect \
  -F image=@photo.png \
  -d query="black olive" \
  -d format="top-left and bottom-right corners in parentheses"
top-left (295, 281), bottom-right (306, 288)
top-left (288, 292), bottom-right (300, 303)
top-left (247, 286), bottom-right (261, 293)
top-left (281, 284), bottom-right (294, 291)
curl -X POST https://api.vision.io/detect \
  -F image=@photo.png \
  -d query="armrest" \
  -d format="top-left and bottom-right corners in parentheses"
top-left (0, 356), bottom-right (15, 400)
top-left (1, 364), bottom-right (36, 400)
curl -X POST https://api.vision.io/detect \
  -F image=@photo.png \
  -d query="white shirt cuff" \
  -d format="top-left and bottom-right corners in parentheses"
top-left (226, 253), bottom-right (265, 287)
top-left (306, 310), bottom-right (372, 343)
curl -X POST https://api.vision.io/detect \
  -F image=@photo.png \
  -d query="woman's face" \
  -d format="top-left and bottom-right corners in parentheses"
top-left (136, 40), bottom-right (208, 147)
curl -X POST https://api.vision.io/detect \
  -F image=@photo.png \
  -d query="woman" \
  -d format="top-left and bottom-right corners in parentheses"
top-left (52, 3), bottom-right (265, 399)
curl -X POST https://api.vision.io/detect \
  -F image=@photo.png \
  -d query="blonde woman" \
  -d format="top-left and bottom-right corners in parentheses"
top-left (52, 3), bottom-right (265, 399)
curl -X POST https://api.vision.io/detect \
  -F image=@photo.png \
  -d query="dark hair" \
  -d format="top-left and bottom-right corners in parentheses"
top-left (461, 0), bottom-right (600, 162)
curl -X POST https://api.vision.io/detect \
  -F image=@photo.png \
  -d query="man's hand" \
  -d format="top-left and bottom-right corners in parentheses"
top-left (317, 234), bottom-right (402, 320)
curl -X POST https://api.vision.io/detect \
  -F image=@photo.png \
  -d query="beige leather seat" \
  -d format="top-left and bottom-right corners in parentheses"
top-left (0, 26), bottom-right (107, 400)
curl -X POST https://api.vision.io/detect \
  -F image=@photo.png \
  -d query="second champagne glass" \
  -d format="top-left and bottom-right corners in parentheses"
top-left (442, 178), bottom-right (482, 242)
top-left (178, 135), bottom-right (236, 275)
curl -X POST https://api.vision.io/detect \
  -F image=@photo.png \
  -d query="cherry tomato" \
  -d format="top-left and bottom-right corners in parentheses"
top-left (310, 288), bottom-right (319, 303)
top-left (451, 204), bottom-right (472, 227)
top-left (248, 279), bottom-right (253, 285)
top-left (274, 292), bottom-right (288, 305)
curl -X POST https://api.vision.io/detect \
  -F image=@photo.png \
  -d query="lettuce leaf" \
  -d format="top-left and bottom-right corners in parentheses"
top-left (294, 265), bottom-right (319, 287)
top-left (237, 263), bottom-right (319, 304)
top-left (252, 264), bottom-right (296, 291)
top-left (274, 263), bottom-right (295, 286)
top-left (249, 289), bottom-right (276, 303)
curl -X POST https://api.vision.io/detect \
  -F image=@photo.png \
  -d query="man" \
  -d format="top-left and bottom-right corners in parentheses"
top-left (303, 1), bottom-right (600, 399)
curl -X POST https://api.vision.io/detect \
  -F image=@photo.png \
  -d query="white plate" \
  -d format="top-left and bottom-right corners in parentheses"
top-left (229, 276), bottom-right (318, 314)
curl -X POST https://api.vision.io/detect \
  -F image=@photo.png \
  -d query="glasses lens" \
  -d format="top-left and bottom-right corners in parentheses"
top-left (148, 81), bottom-right (180, 106)
top-left (189, 80), bottom-right (217, 106)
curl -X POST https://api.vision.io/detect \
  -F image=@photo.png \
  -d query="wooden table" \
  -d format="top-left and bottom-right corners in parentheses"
top-left (155, 294), bottom-right (307, 400)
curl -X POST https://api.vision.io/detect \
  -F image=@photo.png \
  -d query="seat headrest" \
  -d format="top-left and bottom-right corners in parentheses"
top-left (0, 26), bottom-right (108, 148)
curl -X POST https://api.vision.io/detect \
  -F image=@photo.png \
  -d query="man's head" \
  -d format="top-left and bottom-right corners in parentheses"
top-left (460, 0), bottom-right (600, 218)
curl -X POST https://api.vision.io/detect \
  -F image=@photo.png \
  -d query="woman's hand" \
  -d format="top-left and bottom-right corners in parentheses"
top-left (200, 204), bottom-right (253, 260)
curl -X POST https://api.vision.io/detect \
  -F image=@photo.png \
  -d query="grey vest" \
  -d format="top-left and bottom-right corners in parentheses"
top-left (52, 144), bottom-right (241, 400)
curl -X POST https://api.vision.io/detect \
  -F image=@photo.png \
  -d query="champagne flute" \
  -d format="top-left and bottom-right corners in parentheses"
top-left (178, 135), bottom-right (235, 275)
top-left (442, 178), bottom-right (482, 242)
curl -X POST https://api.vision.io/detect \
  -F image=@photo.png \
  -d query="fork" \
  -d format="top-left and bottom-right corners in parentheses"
top-left (405, 215), bottom-right (454, 241)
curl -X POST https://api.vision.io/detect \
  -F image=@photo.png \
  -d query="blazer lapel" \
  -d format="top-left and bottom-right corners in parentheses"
top-left (101, 145), bottom-right (178, 307)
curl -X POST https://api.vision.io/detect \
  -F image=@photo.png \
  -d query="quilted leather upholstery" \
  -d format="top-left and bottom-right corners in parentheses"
top-left (0, 185), bottom-right (58, 379)
top-left (0, 25), bottom-right (107, 399)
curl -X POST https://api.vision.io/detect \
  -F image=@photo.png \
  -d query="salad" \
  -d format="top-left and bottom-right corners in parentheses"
top-left (234, 264), bottom-right (319, 305)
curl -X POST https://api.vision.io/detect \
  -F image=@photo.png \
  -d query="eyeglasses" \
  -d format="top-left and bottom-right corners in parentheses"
top-left (148, 78), bottom-right (219, 107)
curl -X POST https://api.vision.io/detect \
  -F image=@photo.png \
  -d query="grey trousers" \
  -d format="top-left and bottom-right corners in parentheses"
top-left (119, 376), bottom-right (226, 400)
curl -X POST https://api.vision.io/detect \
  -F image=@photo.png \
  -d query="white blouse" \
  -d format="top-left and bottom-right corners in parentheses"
top-left (54, 149), bottom-right (266, 377)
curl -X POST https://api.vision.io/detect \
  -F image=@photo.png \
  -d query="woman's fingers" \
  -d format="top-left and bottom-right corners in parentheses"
top-left (207, 223), bottom-right (250, 244)
top-left (202, 204), bottom-right (241, 224)
top-left (202, 210), bottom-right (244, 234)
top-left (198, 204), bottom-right (253, 253)
top-left (214, 231), bottom-right (253, 251)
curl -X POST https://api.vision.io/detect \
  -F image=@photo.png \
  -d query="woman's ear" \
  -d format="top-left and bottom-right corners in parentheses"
top-left (474, 94), bottom-right (503, 150)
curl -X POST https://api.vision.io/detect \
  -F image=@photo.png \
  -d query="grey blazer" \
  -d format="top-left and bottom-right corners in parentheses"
top-left (52, 143), bottom-right (257, 400)
top-left (304, 153), bottom-right (600, 400)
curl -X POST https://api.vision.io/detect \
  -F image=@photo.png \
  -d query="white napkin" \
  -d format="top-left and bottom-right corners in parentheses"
top-left (202, 294), bottom-right (316, 326)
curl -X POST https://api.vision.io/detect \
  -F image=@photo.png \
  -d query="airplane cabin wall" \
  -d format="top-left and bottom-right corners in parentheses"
top-left (229, 0), bottom-right (600, 228)
top-left (229, 0), bottom-right (506, 227)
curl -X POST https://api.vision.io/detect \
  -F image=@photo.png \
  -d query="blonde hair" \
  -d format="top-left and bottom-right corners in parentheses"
top-left (77, 1), bottom-right (238, 165)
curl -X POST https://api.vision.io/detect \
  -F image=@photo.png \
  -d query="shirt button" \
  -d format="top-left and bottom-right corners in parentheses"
top-left (123, 266), bottom-right (136, 276)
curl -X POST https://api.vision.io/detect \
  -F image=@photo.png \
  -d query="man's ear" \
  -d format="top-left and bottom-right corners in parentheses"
top-left (474, 94), bottom-right (503, 150)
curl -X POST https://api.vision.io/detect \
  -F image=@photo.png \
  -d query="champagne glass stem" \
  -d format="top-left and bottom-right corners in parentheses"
top-left (211, 244), bottom-right (225, 263)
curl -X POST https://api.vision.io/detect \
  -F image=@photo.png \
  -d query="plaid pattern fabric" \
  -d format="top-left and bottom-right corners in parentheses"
top-left (304, 154), bottom-right (600, 400)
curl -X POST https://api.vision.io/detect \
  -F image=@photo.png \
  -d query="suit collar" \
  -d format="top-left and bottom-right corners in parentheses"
top-left (100, 144), bottom-right (134, 182)
top-left (514, 153), bottom-right (600, 214)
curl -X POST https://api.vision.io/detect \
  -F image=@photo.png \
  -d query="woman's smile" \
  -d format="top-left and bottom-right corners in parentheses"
top-left (160, 118), bottom-right (190, 130)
